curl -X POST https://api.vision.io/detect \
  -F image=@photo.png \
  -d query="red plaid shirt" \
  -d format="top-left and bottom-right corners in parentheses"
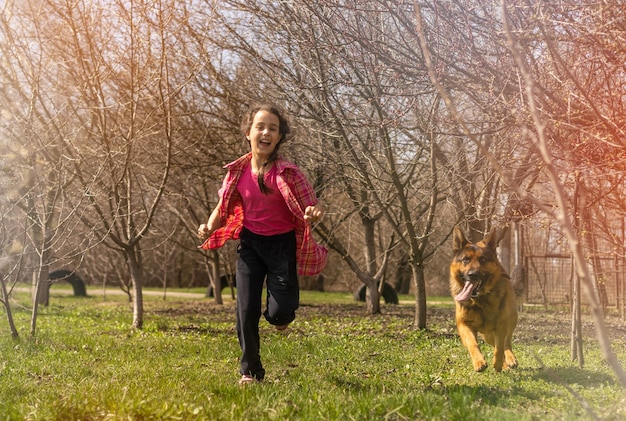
top-left (201, 153), bottom-right (328, 276)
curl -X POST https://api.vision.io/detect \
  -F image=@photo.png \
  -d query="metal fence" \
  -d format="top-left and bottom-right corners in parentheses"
top-left (524, 254), bottom-right (626, 310)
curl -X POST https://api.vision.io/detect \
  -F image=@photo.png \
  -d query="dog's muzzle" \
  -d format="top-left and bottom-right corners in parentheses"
top-left (455, 279), bottom-right (483, 302)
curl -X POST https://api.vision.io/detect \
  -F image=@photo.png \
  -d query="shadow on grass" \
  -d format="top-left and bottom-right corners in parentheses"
top-left (532, 365), bottom-right (616, 387)
top-left (167, 323), bottom-right (234, 336)
top-left (444, 383), bottom-right (537, 407)
top-left (434, 365), bottom-right (613, 410)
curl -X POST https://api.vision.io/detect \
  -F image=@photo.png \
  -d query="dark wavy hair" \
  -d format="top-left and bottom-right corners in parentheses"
top-left (241, 103), bottom-right (291, 194)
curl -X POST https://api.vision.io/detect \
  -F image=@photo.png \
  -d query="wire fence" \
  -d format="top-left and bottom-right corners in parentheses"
top-left (524, 254), bottom-right (626, 312)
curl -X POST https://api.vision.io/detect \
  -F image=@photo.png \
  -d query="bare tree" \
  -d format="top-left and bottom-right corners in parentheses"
top-left (0, 0), bottom-right (98, 335)
top-left (288, 1), bottom-right (533, 326)
top-left (0, 0), bottom-right (207, 328)
top-left (500, 0), bottom-right (626, 390)
top-left (65, 0), bottom-right (203, 328)
top-left (411, 0), bottom-right (626, 389)
top-left (0, 174), bottom-right (23, 338)
top-left (210, 1), bottom-right (454, 321)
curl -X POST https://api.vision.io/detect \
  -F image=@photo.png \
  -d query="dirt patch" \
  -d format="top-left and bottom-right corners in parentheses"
top-left (145, 299), bottom-right (626, 345)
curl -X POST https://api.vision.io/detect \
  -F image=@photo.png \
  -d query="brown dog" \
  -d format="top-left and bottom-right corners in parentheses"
top-left (450, 226), bottom-right (519, 372)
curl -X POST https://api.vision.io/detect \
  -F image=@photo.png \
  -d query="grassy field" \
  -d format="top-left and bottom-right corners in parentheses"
top-left (0, 287), bottom-right (624, 420)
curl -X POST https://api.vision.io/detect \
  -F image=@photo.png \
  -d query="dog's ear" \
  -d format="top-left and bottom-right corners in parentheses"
top-left (453, 226), bottom-right (468, 252)
top-left (484, 227), bottom-right (499, 249)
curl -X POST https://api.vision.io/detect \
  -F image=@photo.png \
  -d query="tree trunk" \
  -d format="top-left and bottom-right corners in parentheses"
top-left (162, 262), bottom-right (168, 301)
top-left (37, 271), bottom-right (50, 306)
top-left (210, 250), bottom-right (223, 305)
top-left (30, 251), bottom-right (51, 336)
top-left (1, 275), bottom-right (19, 338)
top-left (500, 225), bottom-right (512, 274)
top-left (362, 216), bottom-right (381, 314)
top-left (30, 265), bottom-right (50, 336)
top-left (128, 249), bottom-right (144, 329)
top-left (571, 261), bottom-right (584, 367)
top-left (411, 258), bottom-right (427, 329)
top-left (570, 177), bottom-right (584, 366)
top-left (365, 280), bottom-right (381, 315)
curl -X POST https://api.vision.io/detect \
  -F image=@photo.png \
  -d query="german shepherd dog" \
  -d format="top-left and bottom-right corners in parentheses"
top-left (450, 226), bottom-right (519, 372)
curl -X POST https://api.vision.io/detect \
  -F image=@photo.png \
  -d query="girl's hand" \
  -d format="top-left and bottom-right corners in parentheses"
top-left (197, 224), bottom-right (211, 239)
top-left (198, 200), bottom-right (223, 240)
top-left (304, 204), bottom-right (323, 223)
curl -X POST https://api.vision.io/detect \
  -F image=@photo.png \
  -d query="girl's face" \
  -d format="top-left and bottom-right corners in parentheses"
top-left (246, 110), bottom-right (281, 159)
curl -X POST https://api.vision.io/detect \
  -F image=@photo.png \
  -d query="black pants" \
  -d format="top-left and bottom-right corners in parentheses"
top-left (236, 228), bottom-right (299, 380)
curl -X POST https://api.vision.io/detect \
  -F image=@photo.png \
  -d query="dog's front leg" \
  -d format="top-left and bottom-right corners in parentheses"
top-left (504, 349), bottom-right (518, 369)
top-left (457, 323), bottom-right (487, 372)
top-left (492, 328), bottom-right (506, 372)
top-left (504, 327), bottom-right (518, 369)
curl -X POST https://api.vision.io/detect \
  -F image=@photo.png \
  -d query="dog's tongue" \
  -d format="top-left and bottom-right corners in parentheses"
top-left (455, 281), bottom-right (474, 302)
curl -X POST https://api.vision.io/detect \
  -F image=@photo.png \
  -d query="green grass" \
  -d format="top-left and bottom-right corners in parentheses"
top-left (0, 289), bottom-right (624, 420)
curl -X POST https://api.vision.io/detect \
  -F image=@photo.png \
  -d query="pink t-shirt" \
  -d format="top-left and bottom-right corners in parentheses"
top-left (237, 163), bottom-right (296, 236)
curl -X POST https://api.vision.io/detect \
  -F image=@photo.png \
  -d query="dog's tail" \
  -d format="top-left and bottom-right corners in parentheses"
top-left (510, 264), bottom-right (526, 308)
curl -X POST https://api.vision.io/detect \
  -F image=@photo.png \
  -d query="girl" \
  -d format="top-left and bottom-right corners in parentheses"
top-left (198, 103), bottom-right (327, 385)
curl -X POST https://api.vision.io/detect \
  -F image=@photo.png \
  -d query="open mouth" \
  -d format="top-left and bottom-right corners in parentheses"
top-left (454, 280), bottom-right (483, 302)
